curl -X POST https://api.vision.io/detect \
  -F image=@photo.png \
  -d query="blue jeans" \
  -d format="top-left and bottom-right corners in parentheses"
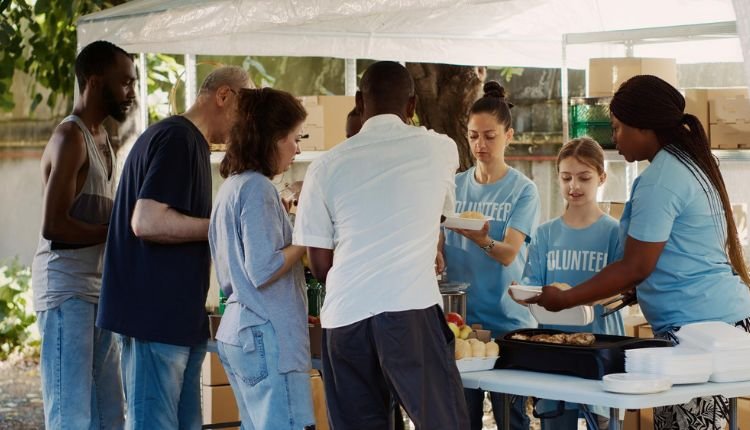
top-left (118, 335), bottom-right (206, 430)
top-left (37, 298), bottom-right (125, 430)
top-left (217, 322), bottom-right (314, 430)
top-left (465, 389), bottom-right (530, 430)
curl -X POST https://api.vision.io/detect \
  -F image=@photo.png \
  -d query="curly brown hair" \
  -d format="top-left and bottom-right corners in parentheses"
top-left (220, 87), bottom-right (307, 179)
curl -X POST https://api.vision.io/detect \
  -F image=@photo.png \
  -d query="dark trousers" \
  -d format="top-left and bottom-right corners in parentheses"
top-left (465, 389), bottom-right (530, 430)
top-left (321, 305), bottom-right (470, 430)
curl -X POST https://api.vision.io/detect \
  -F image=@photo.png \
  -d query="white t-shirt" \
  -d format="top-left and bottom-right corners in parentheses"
top-left (293, 114), bottom-right (458, 328)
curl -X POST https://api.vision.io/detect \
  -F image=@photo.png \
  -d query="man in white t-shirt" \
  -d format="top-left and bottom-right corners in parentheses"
top-left (293, 61), bottom-right (469, 429)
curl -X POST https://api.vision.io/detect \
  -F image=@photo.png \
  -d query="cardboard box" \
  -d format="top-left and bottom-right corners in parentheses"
top-left (734, 397), bottom-right (750, 429)
top-left (623, 409), bottom-right (639, 430)
top-left (709, 122), bottom-right (750, 149)
top-left (640, 406), bottom-right (654, 430)
top-left (202, 352), bottom-right (229, 386)
top-left (310, 369), bottom-right (330, 430)
top-left (202, 384), bottom-right (240, 428)
top-left (684, 88), bottom-right (749, 136)
top-left (208, 314), bottom-right (222, 341)
top-left (710, 97), bottom-right (750, 124)
top-left (309, 324), bottom-right (323, 358)
top-left (588, 58), bottom-right (677, 97)
top-left (599, 201), bottom-right (626, 220)
top-left (299, 95), bottom-right (355, 151)
top-left (635, 323), bottom-right (653, 339)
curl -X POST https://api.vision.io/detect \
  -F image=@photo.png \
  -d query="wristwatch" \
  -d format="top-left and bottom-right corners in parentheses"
top-left (480, 239), bottom-right (495, 253)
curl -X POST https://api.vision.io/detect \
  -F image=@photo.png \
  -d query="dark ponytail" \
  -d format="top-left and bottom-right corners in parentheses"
top-left (220, 87), bottom-right (307, 179)
top-left (611, 75), bottom-right (750, 287)
top-left (470, 81), bottom-right (513, 130)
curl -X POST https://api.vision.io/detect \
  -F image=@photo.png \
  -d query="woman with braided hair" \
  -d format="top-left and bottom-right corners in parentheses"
top-left (530, 75), bottom-right (750, 429)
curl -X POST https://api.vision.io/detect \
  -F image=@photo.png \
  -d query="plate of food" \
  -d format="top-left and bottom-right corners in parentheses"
top-left (443, 211), bottom-right (491, 230)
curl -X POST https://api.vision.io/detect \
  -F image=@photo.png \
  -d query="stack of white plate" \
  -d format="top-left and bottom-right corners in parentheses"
top-left (625, 347), bottom-right (712, 384)
top-left (602, 373), bottom-right (672, 394)
top-left (676, 321), bottom-right (750, 382)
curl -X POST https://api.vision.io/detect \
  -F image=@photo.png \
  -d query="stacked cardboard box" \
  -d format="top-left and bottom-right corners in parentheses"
top-left (201, 352), bottom-right (240, 428)
top-left (684, 88), bottom-right (750, 149)
top-left (299, 96), bottom-right (356, 151)
top-left (587, 58), bottom-right (677, 97)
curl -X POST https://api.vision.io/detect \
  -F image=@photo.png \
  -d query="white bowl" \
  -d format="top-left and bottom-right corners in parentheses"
top-left (509, 285), bottom-right (542, 301)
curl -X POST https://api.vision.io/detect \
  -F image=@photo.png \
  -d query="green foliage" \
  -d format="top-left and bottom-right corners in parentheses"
top-left (0, 258), bottom-right (38, 360)
top-left (0, 0), bottom-right (126, 114)
top-left (145, 53), bottom-right (185, 123)
top-left (499, 67), bottom-right (524, 82)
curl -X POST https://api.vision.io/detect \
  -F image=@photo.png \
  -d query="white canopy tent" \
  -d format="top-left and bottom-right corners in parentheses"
top-left (78, 0), bottom-right (742, 68)
top-left (78, 0), bottom-right (750, 136)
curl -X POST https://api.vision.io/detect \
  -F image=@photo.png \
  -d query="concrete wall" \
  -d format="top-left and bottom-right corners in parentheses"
top-left (0, 152), bottom-right (43, 265)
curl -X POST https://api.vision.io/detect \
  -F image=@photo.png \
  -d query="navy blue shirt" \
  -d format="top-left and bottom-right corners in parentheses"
top-left (97, 116), bottom-right (212, 346)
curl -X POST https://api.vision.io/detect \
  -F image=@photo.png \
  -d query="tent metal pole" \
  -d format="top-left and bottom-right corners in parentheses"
top-left (138, 53), bottom-right (148, 133)
top-left (345, 58), bottom-right (357, 96)
top-left (185, 54), bottom-right (197, 109)
top-left (561, 35), bottom-right (569, 144)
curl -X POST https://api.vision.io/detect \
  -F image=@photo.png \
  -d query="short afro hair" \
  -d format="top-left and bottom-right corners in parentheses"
top-left (75, 40), bottom-right (131, 93)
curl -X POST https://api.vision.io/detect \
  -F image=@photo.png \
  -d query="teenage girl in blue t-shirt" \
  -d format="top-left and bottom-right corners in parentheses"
top-left (531, 75), bottom-right (750, 430)
top-left (521, 137), bottom-right (623, 430)
top-left (443, 81), bottom-right (540, 430)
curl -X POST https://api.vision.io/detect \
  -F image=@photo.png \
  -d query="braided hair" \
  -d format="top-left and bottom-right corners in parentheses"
top-left (610, 75), bottom-right (749, 286)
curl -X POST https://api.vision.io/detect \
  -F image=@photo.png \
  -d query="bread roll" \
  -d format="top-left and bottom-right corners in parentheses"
top-left (471, 341), bottom-right (486, 358)
top-left (455, 339), bottom-right (471, 360)
top-left (459, 211), bottom-right (485, 219)
top-left (485, 341), bottom-right (500, 357)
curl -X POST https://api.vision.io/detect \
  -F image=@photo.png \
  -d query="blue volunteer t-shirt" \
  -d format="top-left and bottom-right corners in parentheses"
top-left (98, 116), bottom-right (212, 346)
top-left (620, 149), bottom-right (750, 334)
top-left (522, 215), bottom-right (624, 336)
top-left (445, 167), bottom-right (540, 336)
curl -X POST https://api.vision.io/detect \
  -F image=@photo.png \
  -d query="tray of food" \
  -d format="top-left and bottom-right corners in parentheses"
top-left (495, 329), bottom-right (672, 380)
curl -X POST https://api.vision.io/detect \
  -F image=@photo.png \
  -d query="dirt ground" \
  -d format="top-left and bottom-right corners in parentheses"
top-left (0, 354), bottom-right (44, 430)
top-left (0, 356), bottom-right (559, 430)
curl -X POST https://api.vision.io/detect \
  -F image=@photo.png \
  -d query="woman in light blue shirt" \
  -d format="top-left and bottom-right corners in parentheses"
top-left (444, 81), bottom-right (540, 430)
top-left (532, 75), bottom-right (750, 430)
top-left (522, 138), bottom-right (623, 429)
top-left (209, 88), bottom-right (315, 430)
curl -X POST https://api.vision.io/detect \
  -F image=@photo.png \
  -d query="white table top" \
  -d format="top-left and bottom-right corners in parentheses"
top-left (460, 369), bottom-right (750, 410)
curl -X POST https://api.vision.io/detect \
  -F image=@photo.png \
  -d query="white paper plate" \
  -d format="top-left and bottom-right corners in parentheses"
top-left (529, 304), bottom-right (594, 326)
top-left (509, 285), bottom-right (542, 301)
top-left (602, 373), bottom-right (672, 394)
top-left (443, 215), bottom-right (490, 230)
top-left (456, 356), bottom-right (499, 373)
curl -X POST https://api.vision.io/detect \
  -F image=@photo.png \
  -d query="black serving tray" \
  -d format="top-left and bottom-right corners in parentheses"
top-left (495, 328), bottom-right (672, 380)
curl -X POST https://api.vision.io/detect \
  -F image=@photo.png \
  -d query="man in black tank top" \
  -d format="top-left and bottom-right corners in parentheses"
top-left (32, 40), bottom-right (136, 430)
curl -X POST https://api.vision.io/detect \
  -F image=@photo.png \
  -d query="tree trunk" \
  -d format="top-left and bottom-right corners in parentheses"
top-left (406, 63), bottom-right (485, 171)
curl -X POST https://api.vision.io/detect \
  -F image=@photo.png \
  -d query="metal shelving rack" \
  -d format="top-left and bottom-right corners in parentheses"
top-left (560, 21), bottom-right (739, 144)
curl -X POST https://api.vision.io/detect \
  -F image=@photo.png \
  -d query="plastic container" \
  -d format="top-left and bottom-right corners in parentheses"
top-left (496, 329), bottom-right (672, 380)
top-left (529, 303), bottom-right (594, 326)
top-left (675, 321), bottom-right (750, 351)
top-left (442, 215), bottom-right (491, 230)
top-left (569, 97), bottom-right (614, 149)
top-left (456, 356), bottom-right (499, 373)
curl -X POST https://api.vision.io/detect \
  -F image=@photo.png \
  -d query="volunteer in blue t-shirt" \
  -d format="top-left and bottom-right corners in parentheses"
top-left (521, 138), bottom-right (623, 429)
top-left (443, 81), bottom-right (540, 430)
top-left (531, 75), bottom-right (750, 430)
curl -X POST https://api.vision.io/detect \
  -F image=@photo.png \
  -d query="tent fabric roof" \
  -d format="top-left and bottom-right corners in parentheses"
top-left (78, 0), bottom-right (739, 67)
